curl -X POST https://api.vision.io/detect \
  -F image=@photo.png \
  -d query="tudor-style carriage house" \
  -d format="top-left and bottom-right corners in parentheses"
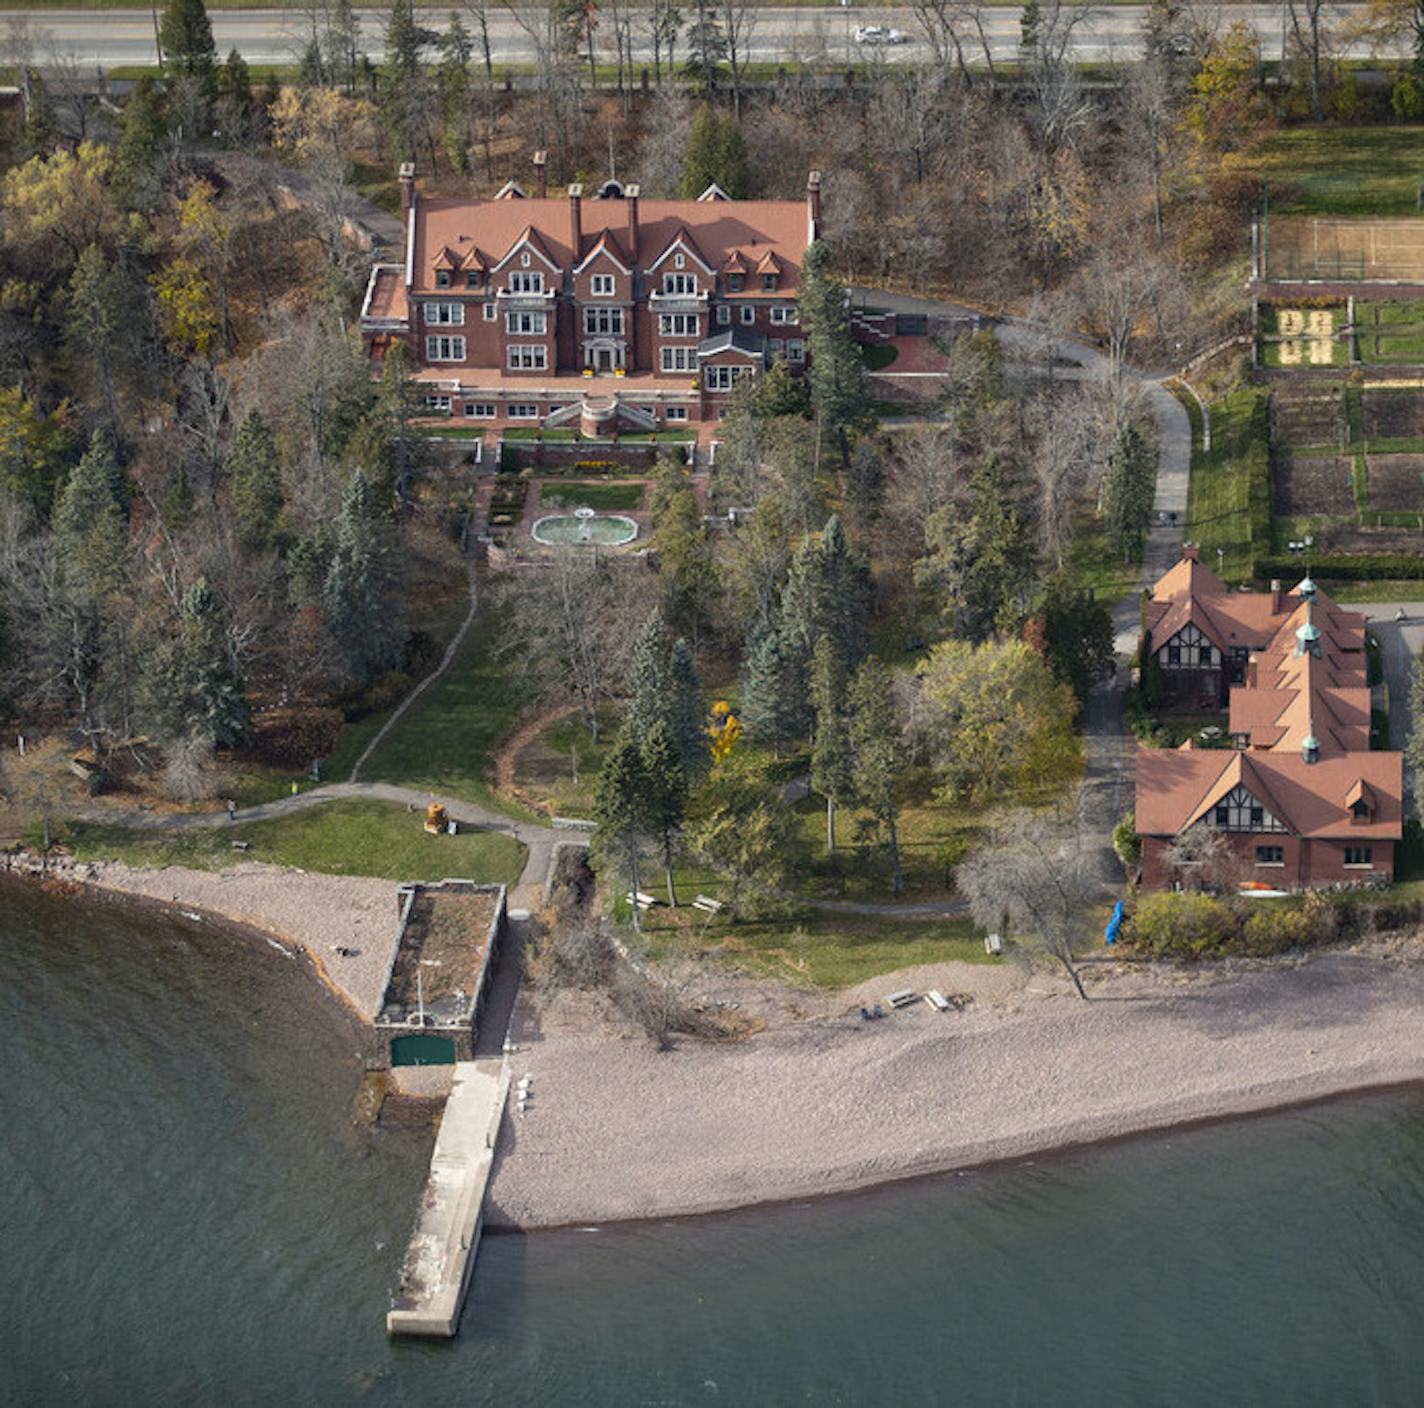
top-left (1134, 548), bottom-right (1403, 891)
top-left (359, 157), bottom-right (822, 436)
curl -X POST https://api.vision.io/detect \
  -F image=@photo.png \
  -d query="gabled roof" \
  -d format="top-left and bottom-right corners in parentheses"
top-left (722, 250), bottom-right (752, 274)
top-left (755, 248), bottom-right (783, 275)
top-left (697, 183), bottom-right (731, 201)
top-left (649, 225), bottom-right (715, 274)
top-left (574, 229), bottom-right (632, 275)
top-left (493, 180), bottom-right (526, 200)
top-left (492, 225), bottom-right (561, 273)
top-left (409, 193), bottom-right (809, 294)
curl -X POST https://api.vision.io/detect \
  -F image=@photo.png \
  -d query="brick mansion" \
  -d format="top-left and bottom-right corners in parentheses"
top-left (360, 156), bottom-right (821, 434)
top-left (1135, 548), bottom-right (1403, 890)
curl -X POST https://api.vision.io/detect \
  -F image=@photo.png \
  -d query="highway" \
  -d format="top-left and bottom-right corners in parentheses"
top-left (0, 5), bottom-right (1395, 73)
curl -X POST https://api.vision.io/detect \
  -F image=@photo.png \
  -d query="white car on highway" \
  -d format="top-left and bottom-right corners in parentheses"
top-left (854, 25), bottom-right (907, 45)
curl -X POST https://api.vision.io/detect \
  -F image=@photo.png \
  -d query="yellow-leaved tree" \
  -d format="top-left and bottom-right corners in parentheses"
top-left (914, 638), bottom-right (1080, 807)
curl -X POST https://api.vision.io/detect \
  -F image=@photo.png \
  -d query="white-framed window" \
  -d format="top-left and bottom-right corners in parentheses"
top-left (464, 402), bottom-right (496, 419)
top-left (483, 302), bottom-right (498, 321)
top-left (727, 274), bottom-right (744, 292)
top-left (509, 272), bottom-right (544, 294)
top-left (425, 334), bottom-right (466, 361)
top-left (465, 270), bottom-right (481, 289)
top-left (740, 305), bottom-right (756, 325)
top-left (424, 302), bottom-right (465, 326)
top-left (591, 273), bottom-right (616, 296)
top-left (787, 340), bottom-right (805, 364)
top-left (666, 406), bottom-right (689, 421)
top-left (436, 270), bottom-right (451, 288)
top-left (584, 306), bottom-right (624, 336)
top-left (675, 253), bottom-right (685, 269)
top-left (663, 273), bottom-right (697, 295)
top-left (659, 313), bottom-right (700, 337)
top-left (705, 364), bottom-right (751, 391)
top-left (770, 305), bottom-right (798, 325)
top-left (507, 403), bottom-right (539, 419)
top-left (421, 393), bottom-right (452, 412)
top-left (769, 339), bottom-right (785, 360)
top-left (761, 273), bottom-right (777, 291)
top-left (520, 252), bottom-right (530, 267)
top-left (506, 310), bottom-right (547, 334)
top-left (1160, 623), bottom-right (1216, 668)
top-left (1255, 846), bottom-right (1284, 866)
top-left (661, 347), bottom-right (697, 373)
top-left (717, 305), bottom-right (731, 326)
top-left (1345, 846), bottom-right (1374, 867)
top-left (507, 344), bottom-right (548, 370)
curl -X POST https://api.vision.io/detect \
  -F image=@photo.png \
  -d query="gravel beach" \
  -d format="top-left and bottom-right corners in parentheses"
top-left (485, 941), bottom-right (1424, 1228)
top-left (17, 857), bottom-right (1424, 1229)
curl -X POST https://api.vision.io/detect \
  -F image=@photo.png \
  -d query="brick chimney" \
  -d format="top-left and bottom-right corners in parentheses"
top-left (806, 170), bottom-right (822, 243)
top-left (1270, 578), bottom-right (1284, 614)
top-left (398, 161), bottom-right (416, 217)
top-left (1182, 544), bottom-right (1200, 563)
top-left (568, 182), bottom-right (583, 259)
top-left (625, 182), bottom-right (640, 260)
top-left (533, 149), bottom-right (548, 199)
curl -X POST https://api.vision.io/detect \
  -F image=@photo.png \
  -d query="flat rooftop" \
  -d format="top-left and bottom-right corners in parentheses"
top-left (379, 886), bottom-right (502, 1027)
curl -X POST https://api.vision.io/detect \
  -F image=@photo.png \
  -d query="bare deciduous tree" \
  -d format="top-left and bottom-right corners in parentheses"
top-left (958, 809), bottom-right (1098, 999)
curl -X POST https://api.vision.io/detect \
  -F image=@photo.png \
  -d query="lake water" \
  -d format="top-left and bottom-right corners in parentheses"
top-left (5, 879), bottom-right (1424, 1407)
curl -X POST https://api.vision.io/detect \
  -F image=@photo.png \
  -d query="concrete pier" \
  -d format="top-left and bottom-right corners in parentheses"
top-left (386, 1058), bottom-right (510, 1337)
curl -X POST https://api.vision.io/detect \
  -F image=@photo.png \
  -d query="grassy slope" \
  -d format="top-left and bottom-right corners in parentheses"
top-left (356, 607), bottom-right (542, 822)
top-left (540, 481), bottom-right (645, 510)
top-left (1185, 388), bottom-right (1266, 585)
top-left (65, 799), bottom-right (527, 884)
top-left (1257, 126), bottom-right (1424, 218)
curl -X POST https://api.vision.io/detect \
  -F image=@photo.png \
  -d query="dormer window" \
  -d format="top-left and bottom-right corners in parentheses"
top-left (1351, 799), bottom-right (1370, 819)
top-left (466, 270), bottom-right (480, 288)
top-left (728, 274), bottom-right (743, 292)
top-left (762, 273), bottom-right (777, 291)
top-left (436, 270), bottom-right (451, 289)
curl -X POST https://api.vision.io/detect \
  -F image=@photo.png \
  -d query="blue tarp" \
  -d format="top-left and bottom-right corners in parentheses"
top-left (1105, 900), bottom-right (1125, 945)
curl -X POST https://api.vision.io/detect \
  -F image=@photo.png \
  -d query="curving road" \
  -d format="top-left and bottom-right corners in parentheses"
top-left (1, 4), bottom-right (1393, 72)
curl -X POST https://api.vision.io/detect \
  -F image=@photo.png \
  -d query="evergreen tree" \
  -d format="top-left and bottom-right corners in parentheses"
top-left (379, 0), bottom-right (427, 163)
top-left (1408, 656), bottom-right (1424, 804)
top-left (322, 471), bottom-right (403, 682)
top-left (799, 241), bottom-right (868, 466)
top-left (642, 719), bottom-right (688, 906)
top-left (656, 486), bottom-right (721, 652)
top-left (594, 730), bottom-right (653, 931)
top-left (916, 453), bottom-right (1034, 642)
top-left (680, 104), bottom-right (725, 198)
top-left (624, 612), bottom-right (708, 779)
top-left (66, 246), bottom-right (138, 429)
top-left (226, 409), bottom-right (284, 552)
top-left (299, 36), bottom-right (325, 87)
top-left (1102, 418), bottom-right (1156, 564)
top-left (810, 634), bottom-right (855, 852)
top-left (150, 577), bottom-right (250, 746)
top-left (217, 48), bottom-right (254, 144)
top-left (159, 0), bottom-right (217, 85)
top-left (848, 658), bottom-right (904, 894)
top-left (20, 70), bottom-right (55, 157)
top-left (439, 18), bottom-right (474, 172)
top-left (112, 79), bottom-right (171, 212)
top-left (52, 433), bottom-right (129, 601)
top-left (739, 622), bottom-right (809, 752)
top-left (780, 515), bottom-right (870, 670)
top-left (682, 1), bottom-right (727, 91)
top-left (1028, 578), bottom-right (1116, 709)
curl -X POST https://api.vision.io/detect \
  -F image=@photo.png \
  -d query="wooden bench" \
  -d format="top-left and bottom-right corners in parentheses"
top-left (984, 933), bottom-right (1003, 956)
top-left (625, 890), bottom-right (657, 911)
top-left (691, 894), bottom-right (725, 915)
top-left (885, 989), bottom-right (917, 1009)
top-left (924, 989), bottom-right (952, 1012)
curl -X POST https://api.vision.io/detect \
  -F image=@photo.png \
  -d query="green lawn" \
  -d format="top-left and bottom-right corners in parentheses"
top-left (356, 607), bottom-right (541, 821)
top-left (1067, 508), bottom-right (1142, 610)
top-left (63, 799), bottom-right (527, 884)
top-left (539, 481), bottom-right (645, 511)
top-left (1256, 126), bottom-right (1424, 217)
top-left (1260, 338), bottom-right (1350, 368)
top-left (1185, 388), bottom-right (1269, 585)
top-left (511, 707), bottom-right (616, 818)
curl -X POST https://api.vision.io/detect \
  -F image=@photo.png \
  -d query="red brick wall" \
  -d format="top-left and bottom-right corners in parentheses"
top-left (1140, 833), bottom-right (1395, 889)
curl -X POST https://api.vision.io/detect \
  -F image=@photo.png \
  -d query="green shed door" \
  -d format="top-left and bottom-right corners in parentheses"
top-left (390, 1034), bottom-right (457, 1067)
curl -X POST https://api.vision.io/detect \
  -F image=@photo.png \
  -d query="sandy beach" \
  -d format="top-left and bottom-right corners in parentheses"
top-left (9, 856), bottom-right (1424, 1228)
top-left (485, 941), bottom-right (1424, 1228)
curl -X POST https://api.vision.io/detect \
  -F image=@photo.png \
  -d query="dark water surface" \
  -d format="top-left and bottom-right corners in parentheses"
top-left (4, 881), bottom-right (1424, 1407)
